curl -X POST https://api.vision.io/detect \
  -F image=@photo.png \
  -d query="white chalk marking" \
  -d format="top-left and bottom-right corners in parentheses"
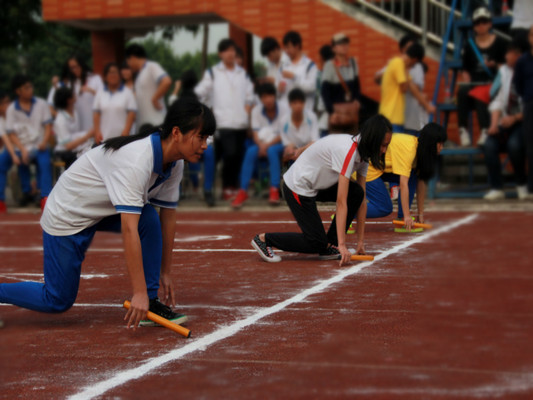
top-left (0, 272), bottom-right (109, 281)
top-left (0, 247), bottom-right (256, 253)
top-left (174, 235), bottom-right (232, 242)
top-left (68, 213), bottom-right (479, 400)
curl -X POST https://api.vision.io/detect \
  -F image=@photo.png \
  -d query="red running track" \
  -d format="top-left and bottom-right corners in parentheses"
top-left (0, 210), bottom-right (532, 399)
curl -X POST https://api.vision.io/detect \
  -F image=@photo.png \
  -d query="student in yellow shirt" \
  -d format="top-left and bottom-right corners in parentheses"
top-left (365, 123), bottom-right (446, 230)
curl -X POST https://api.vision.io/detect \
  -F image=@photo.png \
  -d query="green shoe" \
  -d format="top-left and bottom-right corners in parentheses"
top-left (394, 227), bottom-right (424, 233)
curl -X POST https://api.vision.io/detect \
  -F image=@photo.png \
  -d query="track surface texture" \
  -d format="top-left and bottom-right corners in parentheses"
top-left (1, 210), bottom-right (532, 399)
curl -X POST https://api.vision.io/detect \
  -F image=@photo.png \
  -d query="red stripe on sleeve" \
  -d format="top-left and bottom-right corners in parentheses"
top-left (340, 142), bottom-right (358, 176)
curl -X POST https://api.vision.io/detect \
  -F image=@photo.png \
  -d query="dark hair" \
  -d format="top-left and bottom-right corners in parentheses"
top-left (67, 55), bottom-right (91, 86)
top-left (288, 88), bottom-right (305, 103)
top-left (260, 36), bottom-right (280, 57)
top-left (218, 38), bottom-right (236, 53)
top-left (507, 40), bottom-right (523, 53)
top-left (0, 89), bottom-right (9, 101)
top-left (11, 74), bottom-right (31, 93)
top-left (406, 42), bottom-right (425, 62)
top-left (125, 44), bottom-right (147, 59)
top-left (235, 46), bottom-right (244, 58)
top-left (399, 34), bottom-right (417, 51)
top-left (53, 87), bottom-right (74, 110)
top-left (415, 122), bottom-right (447, 182)
top-left (357, 114), bottom-right (392, 171)
top-left (180, 69), bottom-right (199, 92)
top-left (103, 62), bottom-right (120, 80)
top-left (283, 31), bottom-right (302, 48)
top-left (319, 44), bottom-right (334, 62)
top-left (103, 97), bottom-right (216, 152)
top-left (120, 61), bottom-right (131, 70)
top-left (257, 82), bottom-right (276, 97)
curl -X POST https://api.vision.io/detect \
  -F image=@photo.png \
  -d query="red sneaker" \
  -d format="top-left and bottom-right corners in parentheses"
top-left (269, 187), bottom-right (280, 205)
top-left (40, 197), bottom-right (48, 212)
top-left (0, 201), bottom-right (7, 214)
top-left (222, 188), bottom-right (237, 201)
top-left (231, 189), bottom-right (248, 209)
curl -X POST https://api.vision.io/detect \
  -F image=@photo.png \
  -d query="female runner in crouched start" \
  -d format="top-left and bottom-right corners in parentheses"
top-left (0, 97), bottom-right (216, 329)
top-left (252, 115), bottom-right (392, 266)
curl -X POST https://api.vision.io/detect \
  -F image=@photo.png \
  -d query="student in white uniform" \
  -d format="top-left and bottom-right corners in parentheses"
top-left (260, 36), bottom-right (290, 94)
top-left (252, 115), bottom-right (392, 266)
top-left (53, 87), bottom-right (94, 169)
top-left (66, 56), bottom-right (103, 131)
top-left (126, 44), bottom-right (172, 127)
top-left (195, 38), bottom-right (255, 200)
top-left (93, 62), bottom-right (137, 144)
top-left (0, 75), bottom-right (53, 212)
top-left (0, 97), bottom-right (216, 330)
top-left (278, 31), bottom-right (319, 111)
top-left (0, 90), bottom-right (15, 213)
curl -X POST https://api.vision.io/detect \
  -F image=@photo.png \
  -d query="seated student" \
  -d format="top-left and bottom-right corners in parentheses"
top-left (0, 90), bottom-right (15, 213)
top-left (278, 88), bottom-right (320, 165)
top-left (365, 123), bottom-right (447, 230)
top-left (93, 62), bottom-right (137, 144)
top-left (53, 87), bottom-right (94, 169)
top-left (457, 7), bottom-right (507, 146)
top-left (231, 83), bottom-right (288, 208)
top-left (484, 42), bottom-right (527, 200)
top-left (251, 115), bottom-right (392, 265)
top-left (0, 75), bottom-right (53, 212)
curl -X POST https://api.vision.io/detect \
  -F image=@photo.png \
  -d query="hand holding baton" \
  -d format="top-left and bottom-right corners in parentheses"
top-left (392, 220), bottom-right (433, 229)
top-left (123, 300), bottom-right (191, 338)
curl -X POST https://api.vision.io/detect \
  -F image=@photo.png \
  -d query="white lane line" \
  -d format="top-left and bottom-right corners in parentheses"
top-left (0, 247), bottom-right (256, 253)
top-left (0, 273), bottom-right (109, 282)
top-left (68, 213), bottom-right (479, 400)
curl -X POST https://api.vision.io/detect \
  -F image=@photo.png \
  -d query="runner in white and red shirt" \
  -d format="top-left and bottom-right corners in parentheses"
top-left (252, 115), bottom-right (392, 266)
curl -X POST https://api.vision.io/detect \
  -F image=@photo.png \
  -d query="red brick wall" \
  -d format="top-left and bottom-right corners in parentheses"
top-left (91, 30), bottom-right (125, 75)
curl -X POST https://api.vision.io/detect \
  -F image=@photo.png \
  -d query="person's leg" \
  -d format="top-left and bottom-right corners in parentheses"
top-left (457, 84), bottom-right (474, 128)
top-left (483, 131), bottom-right (504, 189)
top-left (265, 183), bottom-right (329, 254)
top-left (239, 144), bottom-right (259, 190)
top-left (475, 100), bottom-right (491, 131)
top-left (324, 181), bottom-right (365, 246)
top-left (523, 101), bottom-right (533, 193)
top-left (506, 123), bottom-right (527, 186)
top-left (17, 163), bottom-right (32, 197)
top-left (0, 228), bottom-right (95, 312)
top-left (397, 171), bottom-right (417, 219)
top-left (202, 144), bottom-right (216, 192)
top-left (35, 149), bottom-right (52, 198)
top-left (365, 176), bottom-right (393, 218)
top-left (0, 150), bottom-right (13, 201)
top-left (267, 143), bottom-right (284, 189)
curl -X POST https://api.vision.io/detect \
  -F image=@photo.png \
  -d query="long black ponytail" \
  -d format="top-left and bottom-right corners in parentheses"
top-left (415, 122), bottom-right (447, 182)
top-left (103, 97), bottom-right (216, 152)
top-left (357, 114), bottom-right (392, 170)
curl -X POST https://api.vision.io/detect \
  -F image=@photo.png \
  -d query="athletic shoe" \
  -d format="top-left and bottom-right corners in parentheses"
top-left (251, 235), bottom-right (281, 262)
top-left (394, 227), bottom-right (424, 233)
top-left (390, 185), bottom-right (399, 201)
top-left (484, 189), bottom-right (505, 200)
top-left (347, 223), bottom-right (355, 234)
top-left (139, 298), bottom-right (188, 327)
top-left (222, 188), bottom-right (237, 201)
top-left (517, 185), bottom-right (528, 200)
top-left (0, 201), bottom-right (6, 214)
top-left (318, 246), bottom-right (356, 260)
top-left (477, 128), bottom-right (488, 146)
top-left (40, 197), bottom-right (47, 212)
top-left (231, 189), bottom-right (249, 209)
top-left (204, 191), bottom-right (215, 207)
top-left (459, 127), bottom-right (471, 147)
top-left (269, 187), bottom-right (280, 205)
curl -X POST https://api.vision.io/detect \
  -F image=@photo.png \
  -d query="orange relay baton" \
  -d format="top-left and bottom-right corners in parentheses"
top-left (392, 220), bottom-right (433, 229)
top-left (350, 254), bottom-right (374, 261)
top-left (123, 300), bottom-right (191, 338)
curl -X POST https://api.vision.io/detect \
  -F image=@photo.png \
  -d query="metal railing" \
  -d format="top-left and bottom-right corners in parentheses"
top-left (350, 0), bottom-right (511, 51)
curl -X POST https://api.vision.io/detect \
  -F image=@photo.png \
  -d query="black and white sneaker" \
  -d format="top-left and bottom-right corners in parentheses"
top-left (139, 298), bottom-right (188, 327)
top-left (318, 246), bottom-right (356, 260)
top-left (251, 235), bottom-right (281, 262)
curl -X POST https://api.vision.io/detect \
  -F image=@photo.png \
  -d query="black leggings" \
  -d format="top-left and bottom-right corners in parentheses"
top-left (457, 84), bottom-right (490, 129)
top-left (265, 181), bottom-right (364, 254)
top-left (215, 129), bottom-right (247, 188)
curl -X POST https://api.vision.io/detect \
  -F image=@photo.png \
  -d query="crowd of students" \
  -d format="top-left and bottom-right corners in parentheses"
top-left (0, 6), bottom-right (532, 217)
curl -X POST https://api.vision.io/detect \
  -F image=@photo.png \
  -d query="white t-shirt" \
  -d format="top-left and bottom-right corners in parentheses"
top-left (53, 110), bottom-right (93, 156)
top-left (134, 60), bottom-right (169, 126)
top-left (280, 110), bottom-right (319, 147)
top-left (41, 134), bottom-right (183, 236)
top-left (5, 97), bottom-right (53, 152)
top-left (279, 54), bottom-right (318, 111)
top-left (74, 74), bottom-right (104, 131)
top-left (404, 63), bottom-right (428, 131)
top-left (93, 85), bottom-right (137, 141)
top-left (266, 52), bottom-right (290, 94)
top-left (251, 101), bottom-right (287, 143)
top-left (283, 134), bottom-right (368, 197)
top-left (511, 0), bottom-right (533, 29)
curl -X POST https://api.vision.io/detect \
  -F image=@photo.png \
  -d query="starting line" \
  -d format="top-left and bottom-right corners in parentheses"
top-left (68, 213), bottom-right (479, 400)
